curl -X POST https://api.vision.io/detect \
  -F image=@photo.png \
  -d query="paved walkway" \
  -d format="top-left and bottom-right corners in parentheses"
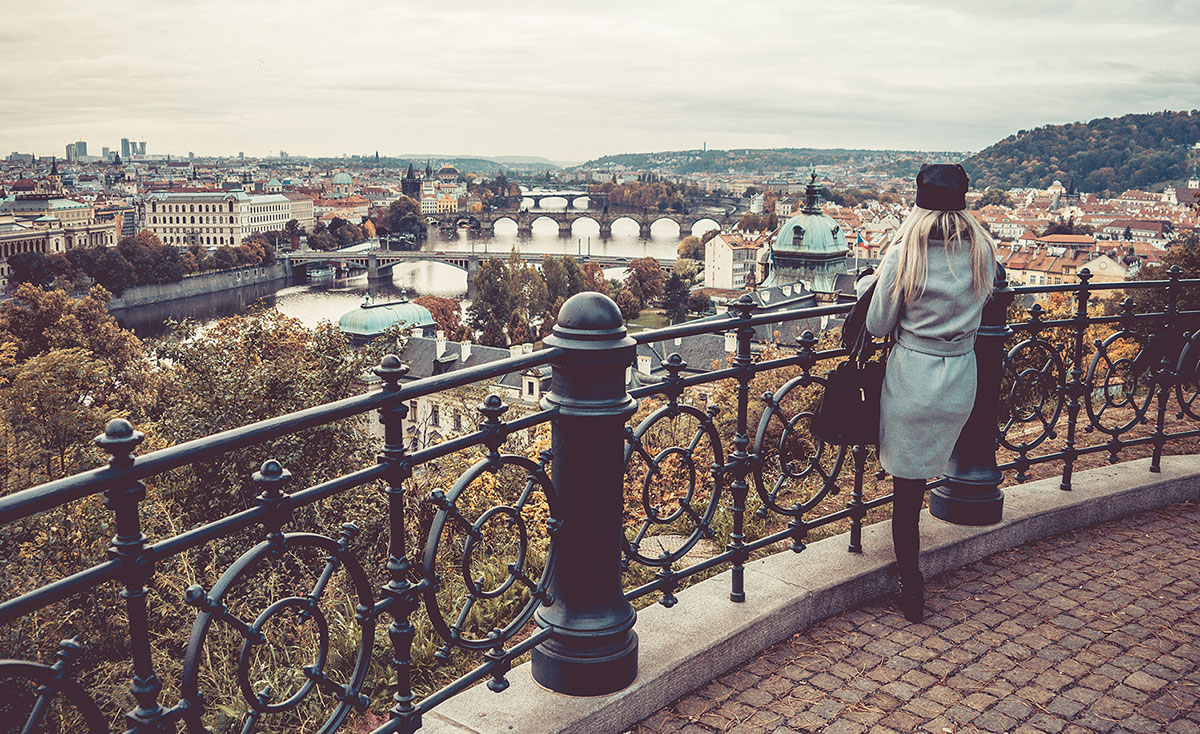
top-left (633, 501), bottom-right (1200, 734)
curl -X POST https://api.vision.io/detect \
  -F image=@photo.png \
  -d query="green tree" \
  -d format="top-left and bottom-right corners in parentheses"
top-left (687, 291), bottom-right (713, 314)
top-left (92, 248), bottom-right (136, 295)
top-left (662, 273), bottom-right (690, 324)
top-left (6, 251), bottom-right (54, 288)
top-left (541, 257), bottom-right (569, 306)
top-left (386, 196), bottom-right (421, 231)
top-left (469, 258), bottom-right (513, 346)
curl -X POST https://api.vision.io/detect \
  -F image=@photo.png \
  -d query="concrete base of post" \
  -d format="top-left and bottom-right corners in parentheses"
top-left (929, 480), bottom-right (1004, 526)
top-left (531, 631), bottom-right (639, 697)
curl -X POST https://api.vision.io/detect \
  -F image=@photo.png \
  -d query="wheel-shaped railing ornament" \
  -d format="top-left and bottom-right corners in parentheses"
top-left (621, 397), bottom-right (724, 568)
top-left (419, 396), bottom-right (560, 675)
top-left (998, 334), bottom-right (1067, 453)
top-left (0, 639), bottom-right (106, 733)
top-left (1084, 329), bottom-right (1157, 436)
top-left (1175, 330), bottom-right (1200, 420)
top-left (179, 524), bottom-right (375, 733)
top-left (752, 370), bottom-right (846, 518)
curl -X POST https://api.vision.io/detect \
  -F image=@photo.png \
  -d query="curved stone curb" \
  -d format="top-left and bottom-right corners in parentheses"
top-left (422, 455), bottom-right (1200, 734)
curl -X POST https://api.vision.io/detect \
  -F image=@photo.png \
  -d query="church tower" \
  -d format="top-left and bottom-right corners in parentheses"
top-left (759, 174), bottom-right (848, 293)
top-left (47, 157), bottom-right (62, 194)
top-left (401, 163), bottom-right (420, 199)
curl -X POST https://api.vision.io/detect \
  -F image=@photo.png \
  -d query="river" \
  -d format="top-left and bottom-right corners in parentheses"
top-left (113, 196), bottom-right (726, 339)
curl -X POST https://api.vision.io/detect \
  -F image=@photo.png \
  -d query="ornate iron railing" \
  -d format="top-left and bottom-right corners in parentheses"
top-left (2, 265), bottom-right (1199, 733)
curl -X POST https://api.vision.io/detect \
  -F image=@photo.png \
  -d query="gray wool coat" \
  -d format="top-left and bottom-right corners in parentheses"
top-left (855, 240), bottom-right (994, 479)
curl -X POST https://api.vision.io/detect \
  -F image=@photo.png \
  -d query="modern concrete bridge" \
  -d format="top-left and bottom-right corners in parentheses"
top-left (285, 247), bottom-right (676, 298)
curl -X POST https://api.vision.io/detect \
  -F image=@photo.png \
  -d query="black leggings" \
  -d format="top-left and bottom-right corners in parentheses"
top-left (891, 476), bottom-right (926, 579)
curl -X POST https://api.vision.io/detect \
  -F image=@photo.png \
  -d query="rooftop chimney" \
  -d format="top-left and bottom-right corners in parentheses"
top-left (460, 341), bottom-right (472, 362)
top-left (725, 331), bottom-right (737, 353)
top-left (435, 330), bottom-right (446, 359)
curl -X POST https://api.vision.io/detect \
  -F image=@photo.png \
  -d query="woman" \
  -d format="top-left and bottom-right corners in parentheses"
top-left (855, 164), bottom-right (997, 622)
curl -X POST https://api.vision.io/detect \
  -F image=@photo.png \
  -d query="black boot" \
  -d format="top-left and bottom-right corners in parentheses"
top-left (891, 477), bottom-right (926, 623)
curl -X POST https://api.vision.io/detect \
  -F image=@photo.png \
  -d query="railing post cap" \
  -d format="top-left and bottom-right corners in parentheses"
top-left (373, 354), bottom-right (410, 386)
top-left (94, 418), bottom-right (144, 456)
top-left (544, 292), bottom-right (634, 350)
top-left (253, 459), bottom-right (291, 484)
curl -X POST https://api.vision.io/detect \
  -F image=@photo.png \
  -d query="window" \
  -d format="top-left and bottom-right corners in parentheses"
top-left (453, 410), bottom-right (462, 431)
top-left (430, 405), bottom-right (440, 427)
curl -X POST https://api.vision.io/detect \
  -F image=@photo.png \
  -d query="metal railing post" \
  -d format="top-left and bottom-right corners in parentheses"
top-left (930, 264), bottom-right (1014, 525)
top-left (533, 292), bottom-right (639, 696)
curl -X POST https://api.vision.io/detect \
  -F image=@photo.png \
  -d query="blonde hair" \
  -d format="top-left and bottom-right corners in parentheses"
top-left (884, 206), bottom-right (996, 303)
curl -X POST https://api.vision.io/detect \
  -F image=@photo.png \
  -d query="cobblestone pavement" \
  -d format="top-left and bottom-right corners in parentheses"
top-left (632, 501), bottom-right (1200, 734)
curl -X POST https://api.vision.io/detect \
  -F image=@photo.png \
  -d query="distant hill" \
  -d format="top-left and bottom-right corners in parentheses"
top-left (963, 110), bottom-right (1200, 194)
top-left (577, 148), bottom-right (966, 177)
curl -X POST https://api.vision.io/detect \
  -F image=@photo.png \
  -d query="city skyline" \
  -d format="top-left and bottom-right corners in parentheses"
top-left (2, 0), bottom-right (1199, 162)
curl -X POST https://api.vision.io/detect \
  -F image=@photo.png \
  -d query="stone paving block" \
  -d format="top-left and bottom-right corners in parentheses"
top-left (615, 486), bottom-right (1200, 734)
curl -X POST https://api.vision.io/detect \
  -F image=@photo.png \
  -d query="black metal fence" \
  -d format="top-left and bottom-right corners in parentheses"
top-left (3, 265), bottom-right (1199, 733)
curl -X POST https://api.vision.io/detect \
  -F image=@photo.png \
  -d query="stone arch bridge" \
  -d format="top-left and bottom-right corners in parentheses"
top-left (432, 210), bottom-right (736, 240)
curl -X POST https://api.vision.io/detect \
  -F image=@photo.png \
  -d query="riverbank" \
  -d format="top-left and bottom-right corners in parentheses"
top-left (106, 262), bottom-right (292, 311)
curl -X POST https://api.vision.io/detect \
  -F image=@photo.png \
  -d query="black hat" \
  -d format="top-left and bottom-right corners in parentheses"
top-left (916, 164), bottom-right (969, 211)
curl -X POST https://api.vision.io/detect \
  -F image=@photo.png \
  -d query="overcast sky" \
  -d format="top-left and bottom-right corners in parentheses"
top-left (2, 0), bottom-right (1198, 163)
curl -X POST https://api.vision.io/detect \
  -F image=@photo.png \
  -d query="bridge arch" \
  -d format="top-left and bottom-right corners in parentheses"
top-left (529, 215), bottom-right (562, 229)
top-left (565, 214), bottom-right (601, 230)
top-left (688, 218), bottom-right (723, 236)
top-left (648, 216), bottom-right (684, 236)
top-left (488, 215), bottom-right (520, 234)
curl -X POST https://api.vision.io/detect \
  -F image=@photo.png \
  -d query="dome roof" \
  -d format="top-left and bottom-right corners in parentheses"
top-left (338, 297), bottom-right (435, 338)
top-left (774, 211), bottom-right (847, 254)
top-left (332, 172), bottom-right (353, 185)
top-left (438, 165), bottom-right (459, 175)
top-left (772, 175), bottom-right (847, 255)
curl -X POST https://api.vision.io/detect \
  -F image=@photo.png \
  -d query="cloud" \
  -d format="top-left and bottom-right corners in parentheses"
top-left (1, 0), bottom-right (1197, 159)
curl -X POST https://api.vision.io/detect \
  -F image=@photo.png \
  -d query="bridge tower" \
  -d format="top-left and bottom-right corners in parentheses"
top-left (639, 220), bottom-right (653, 240)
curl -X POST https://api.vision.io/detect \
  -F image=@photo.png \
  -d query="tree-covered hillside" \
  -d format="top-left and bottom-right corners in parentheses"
top-left (963, 110), bottom-right (1200, 194)
top-left (578, 148), bottom-right (961, 176)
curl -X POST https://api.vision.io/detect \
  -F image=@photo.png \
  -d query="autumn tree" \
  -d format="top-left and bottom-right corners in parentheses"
top-left (677, 235), bottom-right (703, 260)
top-left (625, 257), bottom-right (667, 307)
top-left (414, 295), bottom-right (468, 341)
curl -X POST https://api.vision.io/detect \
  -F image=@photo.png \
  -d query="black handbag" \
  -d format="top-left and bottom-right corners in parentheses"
top-left (812, 279), bottom-right (885, 446)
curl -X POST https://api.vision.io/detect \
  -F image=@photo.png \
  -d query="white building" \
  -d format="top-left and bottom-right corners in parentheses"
top-left (704, 232), bottom-right (766, 290)
top-left (145, 191), bottom-right (296, 247)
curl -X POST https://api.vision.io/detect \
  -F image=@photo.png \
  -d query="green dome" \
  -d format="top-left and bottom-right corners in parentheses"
top-left (339, 297), bottom-right (436, 339)
top-left (773, 177), bottom-right (847, 255)
top-left (774, 211), bottom-right (847, 254)
top-left (332, 172), bottom-right (353, 185)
